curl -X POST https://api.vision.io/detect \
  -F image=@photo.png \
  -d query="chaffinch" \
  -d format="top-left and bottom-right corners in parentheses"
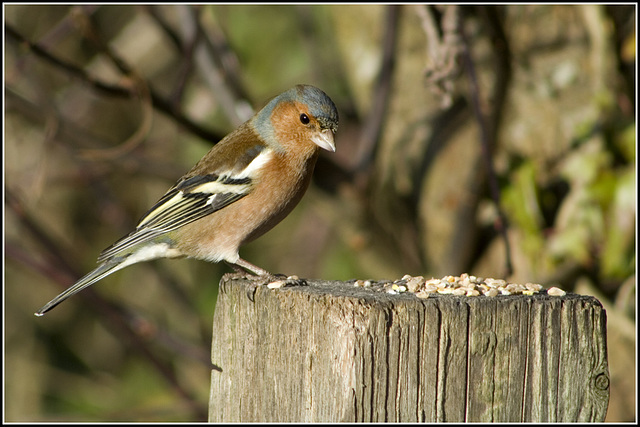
top-left (36, 84), bottom-right (339, 316)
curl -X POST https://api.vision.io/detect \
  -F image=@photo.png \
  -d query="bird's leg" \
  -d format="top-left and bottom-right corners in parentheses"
top-left (224, 258), bottom-right (280, 281)
top-left (232, 258), bottom-right (275, 277)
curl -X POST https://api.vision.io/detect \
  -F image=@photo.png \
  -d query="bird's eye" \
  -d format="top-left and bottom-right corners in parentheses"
top-left (299, 113), bottom-right (310, 124)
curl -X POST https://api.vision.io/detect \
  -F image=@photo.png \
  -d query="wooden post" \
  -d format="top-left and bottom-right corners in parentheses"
top-left (209, 277), bottom-right (609, 422)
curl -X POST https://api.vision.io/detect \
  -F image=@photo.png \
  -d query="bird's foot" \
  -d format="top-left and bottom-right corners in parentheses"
top-left (223, 271), bottom-right (307, 301)
top-left (224, 260), bottom-right (307, 300)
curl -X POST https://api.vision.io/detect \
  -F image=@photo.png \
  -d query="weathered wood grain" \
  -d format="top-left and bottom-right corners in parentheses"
top-left (209, 278), bottom-right (609, 422)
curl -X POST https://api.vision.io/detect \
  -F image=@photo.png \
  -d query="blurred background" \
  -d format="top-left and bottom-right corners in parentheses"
top-left (4, 4), bottom-right (635, 422)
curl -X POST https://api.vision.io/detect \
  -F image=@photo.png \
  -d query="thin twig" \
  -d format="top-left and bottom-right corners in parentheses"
top-left (355, 5), bottom-right (401, 177)
top-left (182, 4), bottom-right (253, 125)
top-left (78, 74), bottom-right (154, 160)
top-left (197, 6), bottom-right (252, 103)
top-left (415, 5), bottom-right (464, 108)
top-left (37, 5), bottom-right (101, 51)
top-left (458, 7), bottom-right (513, 277)
top-left (146, 5), bottom-right (199, 108)
top-left (71, 5), bottom-right (133, 76)
top-left (143, 5), bottom-right (184, 51)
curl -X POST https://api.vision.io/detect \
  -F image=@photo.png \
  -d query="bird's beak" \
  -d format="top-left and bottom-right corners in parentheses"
top-left (311, 129), bottom-right (336, 152)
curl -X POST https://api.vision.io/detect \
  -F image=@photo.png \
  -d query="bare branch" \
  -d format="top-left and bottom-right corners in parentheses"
top-left (415, 5), bottom-right (464, 108)
top-left (6, 24), bottom-right (223, 144)
top-left (354, 5), bottom-right (401, 178)
top-left (458, 7), bottom-right (514, 277)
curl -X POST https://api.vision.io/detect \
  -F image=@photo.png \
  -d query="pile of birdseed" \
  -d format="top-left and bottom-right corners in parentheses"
top-left (352, 273), bottom-right (566, 298)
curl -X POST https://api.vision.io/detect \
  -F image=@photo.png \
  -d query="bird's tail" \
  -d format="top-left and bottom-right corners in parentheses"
top-left (35, 260), bottom-right (127, 316)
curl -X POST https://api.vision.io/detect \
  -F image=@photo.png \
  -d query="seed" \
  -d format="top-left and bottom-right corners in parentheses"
top-left (486, 288), bottom-right (499, 297)
top-left (547, 287), bottom-right (566, 296)
top-left (506, 283), bottom-right (524, 293)
top-left (525, 283), bottom-right (543, 292)
top-left (486, 278), bottom-right (506, 288)
top-left (424, 284), bottom-right (438, 293)
top-left (267, 281), bottom-right (285, 289)
top-left (406, 275), bottom-right (425, 292)
top-left (387, 273), bottom-right (552, 298)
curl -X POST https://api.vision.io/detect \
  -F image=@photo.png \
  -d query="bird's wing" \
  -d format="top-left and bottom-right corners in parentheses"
top-left (96, 155), bottom-right (265, 262)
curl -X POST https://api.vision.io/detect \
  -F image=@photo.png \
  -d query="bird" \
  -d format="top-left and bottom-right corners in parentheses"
top-left (35, 84), bottom-right (339, 316)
